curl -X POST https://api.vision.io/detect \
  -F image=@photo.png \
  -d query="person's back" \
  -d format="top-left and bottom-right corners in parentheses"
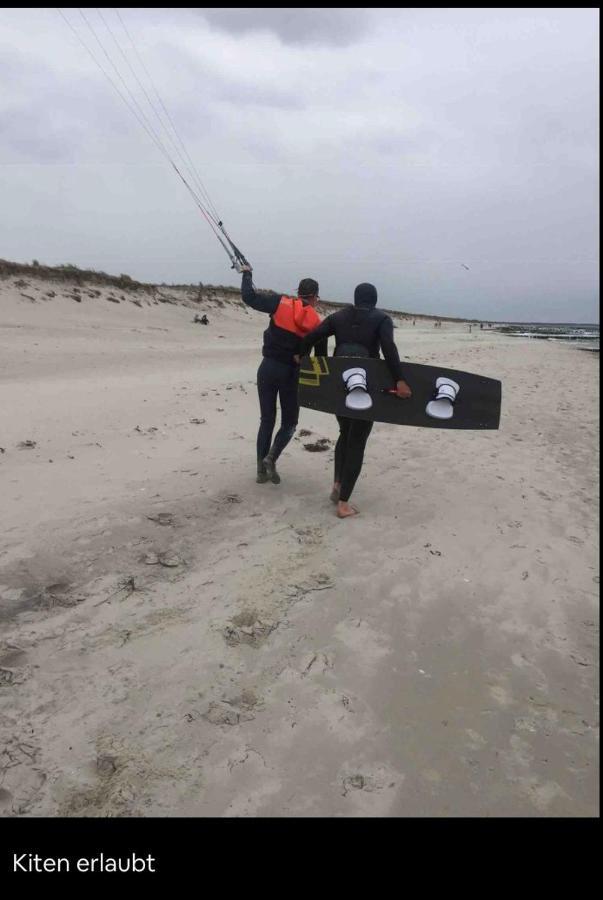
top-left (241, 270), bottom-right (325, 366)
top-left (328, 306), bottom-right (390, 359)
top-left (240, 266), bottom-right (327, 484)
top-left (307, 282), bottom-right (406, 380)
top-left (298, 283), bottom-right (411, 517)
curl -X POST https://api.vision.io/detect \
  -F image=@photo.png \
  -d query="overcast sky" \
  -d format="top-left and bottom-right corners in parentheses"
top-left (0, 7), bottom-right (599, 321)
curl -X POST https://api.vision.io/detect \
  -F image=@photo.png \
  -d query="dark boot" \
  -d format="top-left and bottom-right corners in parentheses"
top-left (263, 452), bottom-right (281, 484)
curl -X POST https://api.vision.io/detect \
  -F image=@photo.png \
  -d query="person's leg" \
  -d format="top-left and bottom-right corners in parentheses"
top-left (337, 419), bottom-right (373, 517)
top-left (332, 416), bottom-right (351, 502)
top-left (256, 359), bottom-right (278, 482)
top-left (263, 363), bottom-right (299, 483)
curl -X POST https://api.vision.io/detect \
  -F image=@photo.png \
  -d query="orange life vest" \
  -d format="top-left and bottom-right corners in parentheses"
top-left (271, 296), bottom-right (321, 337)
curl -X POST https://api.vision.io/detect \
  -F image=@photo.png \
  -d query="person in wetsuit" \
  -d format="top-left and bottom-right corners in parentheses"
top-left (297, 282), bottom-right (412, 518)
top-left (240, 265), bottom-right (328, 484)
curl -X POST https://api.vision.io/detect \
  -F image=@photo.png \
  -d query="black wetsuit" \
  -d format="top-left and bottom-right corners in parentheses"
top-left (241, 272), bottom-right (327, 466)
top-left (298, 287), bottom-right (406, 502)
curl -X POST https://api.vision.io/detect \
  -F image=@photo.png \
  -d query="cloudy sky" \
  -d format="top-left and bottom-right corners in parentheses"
top-left (0, 7), bottom-right (599, 321)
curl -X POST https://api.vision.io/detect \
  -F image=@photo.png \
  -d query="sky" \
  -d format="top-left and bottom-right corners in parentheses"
top-left (0, 7), bottom-right (599, 322)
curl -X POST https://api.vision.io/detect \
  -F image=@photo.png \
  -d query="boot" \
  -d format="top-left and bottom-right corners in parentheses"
top-left (262, 453), bottom-right (281, 484)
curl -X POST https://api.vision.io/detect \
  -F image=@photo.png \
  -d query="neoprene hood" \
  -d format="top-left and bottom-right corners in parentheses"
top-left (354, 283), bottom-right (378, 308)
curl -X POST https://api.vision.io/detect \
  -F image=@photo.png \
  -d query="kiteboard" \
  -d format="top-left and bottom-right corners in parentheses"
top-left (298, 356), bottom-right (501, 429)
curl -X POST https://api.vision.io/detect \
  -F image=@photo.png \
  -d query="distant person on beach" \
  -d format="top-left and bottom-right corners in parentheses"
top-left (239, 265), bottom-right (327, 485)
top-left (295, 283), bottom-right (412, 519)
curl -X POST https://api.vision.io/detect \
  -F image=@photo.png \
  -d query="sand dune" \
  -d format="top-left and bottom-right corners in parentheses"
top-left (0, 271), bottom-right (598, 816)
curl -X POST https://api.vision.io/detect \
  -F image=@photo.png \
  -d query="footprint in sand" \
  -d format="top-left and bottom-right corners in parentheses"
top-left (0, 644), bottom-right (28, 668)
top-left (0, 667), bottom-right (22, 686)
top-left (33, 582), bottom-right (86, 610)
top-left (300, 650), bottom-right (335, 677)
top-left (212, 493), bottom-right (243, 507)
top-left (146, 512), bottom-right (175, 526)
top-left (339, 763), bottom-right (402, 804)
top-left (200, 689), bottom-right (262, 727)
top-left (223, 610), bottom-right (278, 648)
top-left (293, 526), bottom-right (324, 546)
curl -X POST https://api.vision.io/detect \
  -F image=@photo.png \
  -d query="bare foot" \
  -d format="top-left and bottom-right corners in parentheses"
top-left (330, 482), bottom-right (341, 504)
top-left (336, 500), bottom-right (359, 518)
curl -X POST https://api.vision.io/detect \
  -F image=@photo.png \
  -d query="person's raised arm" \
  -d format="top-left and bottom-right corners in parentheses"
top-left (240, 266), bottom-right (280, 315)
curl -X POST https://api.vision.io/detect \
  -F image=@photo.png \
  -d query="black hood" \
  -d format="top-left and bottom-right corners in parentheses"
top-left (354, 283), bottom-right (378, 308)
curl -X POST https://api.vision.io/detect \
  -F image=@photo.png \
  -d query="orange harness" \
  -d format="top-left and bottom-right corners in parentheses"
top-left (272, 296), bottom-right (321, 336)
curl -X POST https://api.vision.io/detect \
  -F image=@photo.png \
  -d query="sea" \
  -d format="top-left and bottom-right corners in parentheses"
top-left (493, 323), bottom-right (600, 352)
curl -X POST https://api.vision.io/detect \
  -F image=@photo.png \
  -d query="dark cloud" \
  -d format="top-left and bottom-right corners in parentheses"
top-left (196, 8), bottom-right (371, 47)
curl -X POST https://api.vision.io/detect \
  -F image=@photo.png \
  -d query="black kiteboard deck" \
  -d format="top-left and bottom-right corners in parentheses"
top-left (298, 356), bottom-right (501, 429)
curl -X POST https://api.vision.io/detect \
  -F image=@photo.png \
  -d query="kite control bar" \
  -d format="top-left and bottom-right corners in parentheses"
top-left (217, 221), bottom-right (251, 273)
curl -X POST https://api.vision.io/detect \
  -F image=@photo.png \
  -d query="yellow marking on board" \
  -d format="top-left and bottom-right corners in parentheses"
top-left (299, 356), bottom-right (330, 387)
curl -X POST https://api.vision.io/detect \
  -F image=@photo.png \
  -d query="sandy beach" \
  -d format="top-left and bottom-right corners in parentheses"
top-left (0, 269), bottom-right (598, 817)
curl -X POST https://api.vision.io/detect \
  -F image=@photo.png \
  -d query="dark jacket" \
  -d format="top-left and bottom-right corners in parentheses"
top-left (298, 306), bottom-right (406, 382)
top-left (241, 272), bottom-right (328, 366)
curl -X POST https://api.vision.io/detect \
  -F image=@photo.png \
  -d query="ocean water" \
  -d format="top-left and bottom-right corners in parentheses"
top-left (494, 323), bottom-right (600, 351)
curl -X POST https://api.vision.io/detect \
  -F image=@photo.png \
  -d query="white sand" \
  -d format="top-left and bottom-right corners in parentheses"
top-left (0, 272), bottom-right (598, 817)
